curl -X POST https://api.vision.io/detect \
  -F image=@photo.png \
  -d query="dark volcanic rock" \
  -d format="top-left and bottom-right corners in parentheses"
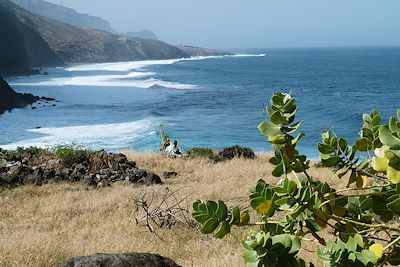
top-left (60, 252), bottom-right (181, 267)
top-left (128, 168), bottom-right (147, 183)
top-left (0, 149), bottom-right (163, 188)
top-left (139, 172), bottom-right (163, 186)
top-left (0, 75), bottom-right (39, 114)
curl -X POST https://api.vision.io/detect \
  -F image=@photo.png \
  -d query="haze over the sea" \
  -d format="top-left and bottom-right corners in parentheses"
top-left (47, 0), bottom-right (400, 49)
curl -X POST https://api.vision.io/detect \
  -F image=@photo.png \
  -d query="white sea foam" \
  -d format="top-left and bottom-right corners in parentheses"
top-left (10, 53), bottom-right (265, 89)
top-left (1, 119), bottom-right (157, 150)
top-left (66, 54), bottom-right (266, 72)
top-left (11, 72), bottom-right (196, 89)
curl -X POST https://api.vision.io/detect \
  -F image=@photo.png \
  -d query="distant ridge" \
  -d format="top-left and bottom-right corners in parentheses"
top-left (0, 0), bottom-right (189, 74)
top-left (125, 30), bottom-right (158, 40)
top-left (11, 0), bottom-right (116, 33)
top-left (0, 0), bottom-right (233, 76)
top-left (176, 45), bottom-right (234, 57)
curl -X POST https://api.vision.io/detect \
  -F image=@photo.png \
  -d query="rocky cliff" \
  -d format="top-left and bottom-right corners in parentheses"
top-left (1, 0), bottom-right (189, 65)
top-left (0, 0), bottom-right (233, 77)
top-left (0, 0), bottom-right (63, 76)
top-left (0, 75), bottom-right (39, 114)
top-left (11, 0), bottom-right (116, 33)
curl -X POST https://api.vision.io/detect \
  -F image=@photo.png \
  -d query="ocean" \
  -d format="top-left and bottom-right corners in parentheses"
top-left (1, 47), bottom-right (400, 158)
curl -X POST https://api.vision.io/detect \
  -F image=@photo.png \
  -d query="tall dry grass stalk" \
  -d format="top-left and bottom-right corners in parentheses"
top-left (0, 151), bottom-right (340, 267)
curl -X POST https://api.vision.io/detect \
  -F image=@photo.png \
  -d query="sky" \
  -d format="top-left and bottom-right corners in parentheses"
top-left (47, 0), bottom-right (400, 49)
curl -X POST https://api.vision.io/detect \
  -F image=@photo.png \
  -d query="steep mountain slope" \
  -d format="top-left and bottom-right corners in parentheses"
top-left (0, 75), bottom-right (38, 114)
top-left (11, 0), bottom-right (116, 33)
top-left (125, 30), bottom-right (158, 40)
top-left (0, 0), bottom-right (62, 76)
top-left (1, 0), bottom-right (189, 64)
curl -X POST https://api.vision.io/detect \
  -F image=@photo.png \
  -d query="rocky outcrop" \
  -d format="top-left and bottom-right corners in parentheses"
top-left (60, 253), bottom-right (181, 267)
top-left (125, 30), bottom-right (158, 40)
top-left (0, 148), bottom-right (163, 187)
top-left (0, 75), bottom-right (39, 114)
top-left (176, 45), bottom-right (234, 57)
top-left (11, 0), bottom-right (116, 33)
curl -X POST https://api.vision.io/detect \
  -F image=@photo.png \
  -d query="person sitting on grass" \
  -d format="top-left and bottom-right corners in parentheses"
top-left (165, 140), bottom-right (182, 157)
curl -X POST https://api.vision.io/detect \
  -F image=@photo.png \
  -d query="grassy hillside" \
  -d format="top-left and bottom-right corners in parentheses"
top-left (0, 151), bottom-right (341, 266)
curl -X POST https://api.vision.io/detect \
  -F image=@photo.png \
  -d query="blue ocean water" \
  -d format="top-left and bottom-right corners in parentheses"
top-left (1, 47), bottom-right (399, 158)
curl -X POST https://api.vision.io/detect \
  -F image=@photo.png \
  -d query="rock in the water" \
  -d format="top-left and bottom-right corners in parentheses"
top-left (59, 252), bottom-right (181, 267)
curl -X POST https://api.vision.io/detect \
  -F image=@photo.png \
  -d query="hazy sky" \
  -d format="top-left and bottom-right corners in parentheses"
top-left (47, 0), bottom-right (400, 49)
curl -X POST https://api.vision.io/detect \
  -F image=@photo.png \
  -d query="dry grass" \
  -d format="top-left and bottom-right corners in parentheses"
top-left (0, 151), bottom-right (342, 267)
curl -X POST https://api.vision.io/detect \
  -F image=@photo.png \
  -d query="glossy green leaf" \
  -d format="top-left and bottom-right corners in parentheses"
top-left (272, 162), bottom-right (284, 177)
top-left (379, 125), bottom-right (400, 149)
top-left (201, 218), bottom-right (219, 234)
top-left (355, 137), bottom-right (372, 151)
top-left (321, 156), bottom-right (340, 167)
top-left (387, 195), bottom-right (400, 213)
top-left (388, 166), bottom-right (400, 184)
top-left (215, 200), bottom-right (228, 221)
top-left (389, 117), bottom-right (400, 134)
top-left (258, 121), bottom-right (281, 137)
top-left (355, 250), bottom-right (378, 265)
top-left (214, 221), bottom-right (231, 239)
top-left (230, 206), bottom-right (240, 225)
top-left (271, 110), bottom-right (289, 125)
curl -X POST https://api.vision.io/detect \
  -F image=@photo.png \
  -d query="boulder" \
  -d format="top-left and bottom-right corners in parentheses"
top-left (23, 174), bottom-right (36, 185)
top-left (82, 174), bottom-right (96, 186)
top-left (139, 172), bottom-right (163, 186)
top-left (131, 169), bottom-right (147, 180)
top-left (115, 154), bottom-right (128, 164)
top-left (59, 252), bottom-right (181, 267)
top-left (44, 169), bottom-right (56, 180)
top-left (72, 163), bottom-right (87, 175)
top-left (8, 165), bottom-right (23, 176)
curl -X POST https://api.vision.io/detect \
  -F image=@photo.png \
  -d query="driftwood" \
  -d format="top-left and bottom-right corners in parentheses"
top-left (131, 187), bottom-right (195, 239)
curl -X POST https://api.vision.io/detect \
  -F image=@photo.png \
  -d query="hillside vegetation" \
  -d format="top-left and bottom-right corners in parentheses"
top-left (0, 152), bottom-right (337, 267)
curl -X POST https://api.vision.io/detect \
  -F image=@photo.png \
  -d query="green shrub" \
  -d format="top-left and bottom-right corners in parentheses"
top-left (0, 148), bottom-right (9, 163)
top-left (15, 146), bottom-right (43, 155)
top-left (187, 147), bottom-right (219, 161)
top-left (193, 92), bottom-right (400, 267)
top-left (219, 145), bottom-right (255, 160)
top-left (54, 145), bottom-right (93, 167)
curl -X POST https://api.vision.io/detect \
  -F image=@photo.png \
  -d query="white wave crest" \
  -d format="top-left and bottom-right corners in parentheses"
top-left (1, 119), bottom-right (157, 150)
top-left (10, 72), bottom-right (196, 89)
top-left (66, 54), bottom-right (266, 72)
